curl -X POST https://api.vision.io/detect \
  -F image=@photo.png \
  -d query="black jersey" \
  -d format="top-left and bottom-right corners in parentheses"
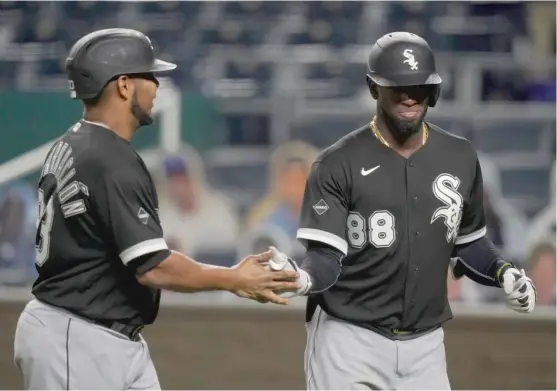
top-left (32, 120), bottom-right (170, 325)
top-left (297, 123), bottom-right (486, 330)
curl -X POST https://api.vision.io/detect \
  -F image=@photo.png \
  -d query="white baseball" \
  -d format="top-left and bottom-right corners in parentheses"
top-left (268, 258), bottom-right (287, 271)
top-left (267, 246), bottom-right (288, 271)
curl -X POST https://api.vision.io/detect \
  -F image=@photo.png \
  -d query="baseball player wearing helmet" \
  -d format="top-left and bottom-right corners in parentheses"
top-left (268, 32), bottom-right (537, 390)
top-left (13, 28), bottom-right (299, 390)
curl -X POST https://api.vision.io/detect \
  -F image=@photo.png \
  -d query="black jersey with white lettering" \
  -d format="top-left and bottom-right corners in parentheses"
top-left (31, 120), bottom-right (170, 325)
top-left (297, 123), bottom-right (486, 331)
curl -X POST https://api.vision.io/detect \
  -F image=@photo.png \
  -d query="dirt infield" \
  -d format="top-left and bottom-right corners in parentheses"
top-left (0, 301), bottom-right (554, 390)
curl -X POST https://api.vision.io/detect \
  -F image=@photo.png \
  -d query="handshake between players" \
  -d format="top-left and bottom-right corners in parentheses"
top-left (259, 247), bottom-right (313, 300)
top-left (229, 249), bottom-right (303, 305)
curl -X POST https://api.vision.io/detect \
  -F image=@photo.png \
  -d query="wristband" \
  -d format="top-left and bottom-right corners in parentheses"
top-left (495, 262), bottom-right (513, 286)
top-left (298, 269), bottom-right (313, 296)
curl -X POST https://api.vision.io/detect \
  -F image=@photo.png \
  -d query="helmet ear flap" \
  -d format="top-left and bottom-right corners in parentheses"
top-left (367, 76), bottom-right (378, 100)
top-left (428, 85), bottom-right (441, 107)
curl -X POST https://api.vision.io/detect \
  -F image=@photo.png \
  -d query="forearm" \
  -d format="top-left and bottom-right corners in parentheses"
top-left (137, 250), bottom-right (238, 293)
top-left (453, 237), bottom-right (513, 287)
top-left (299, 242), bottom-right (343, 294)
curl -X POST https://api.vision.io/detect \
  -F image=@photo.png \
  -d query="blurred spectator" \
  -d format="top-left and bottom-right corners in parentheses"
top-left (479, 153), bottom-right (529, 261)
top-left (155, 145), bottom-right (240, 259)
top-left (526, 160), bottom-right (556, 253)
top-left (238, 141), bottom-right (319, 259)
top-left (526, 2), bottom-right (556, 58)
top-left (446, 265), bottom-right (491, 305)
top-left (446, 268), bottom-right (462, 303)
top-left (523, 2), bottom-right (556, 103)
top-left (0, 181), bottom-right (37, 286)
top-left (526, 239), bottom-right (556, 306)
top-left (525, 75), bottom-right (556, 102)
top-left (483, 189), bottom-right (504, 249)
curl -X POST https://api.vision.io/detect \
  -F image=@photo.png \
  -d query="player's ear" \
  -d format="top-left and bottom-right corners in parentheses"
top-left (115, 75), bottom-right (133, 100)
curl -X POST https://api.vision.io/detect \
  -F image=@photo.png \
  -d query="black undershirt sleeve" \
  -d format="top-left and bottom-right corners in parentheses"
top-left (300, 241), bottom-right (344, 293)
top-left (452, 236), bottom-right (513, 287)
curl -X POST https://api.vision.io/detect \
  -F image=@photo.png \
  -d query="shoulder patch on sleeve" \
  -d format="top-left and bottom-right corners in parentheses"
top-left (137, 207), bottom-right (150, 225)
top-left (313, 199), bottom-right (330, 215)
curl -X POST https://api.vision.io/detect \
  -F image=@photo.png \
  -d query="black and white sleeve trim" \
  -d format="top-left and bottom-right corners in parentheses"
top-left (455, 226), bottom-right (487, 245)
top-left (119, 238), bottom-right (168, 265)
top-left (297, 228), bottom-right (348, 256)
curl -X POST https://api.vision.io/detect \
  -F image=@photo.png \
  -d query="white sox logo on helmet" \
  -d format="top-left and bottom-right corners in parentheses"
top-left (431, 173), bottom-right (463, 243)
top-left (402, 49), bottom-right (419, 71)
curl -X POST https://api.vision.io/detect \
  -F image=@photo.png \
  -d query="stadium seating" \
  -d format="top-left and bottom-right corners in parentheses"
top-left (0, 1), bottom-right (554, 279)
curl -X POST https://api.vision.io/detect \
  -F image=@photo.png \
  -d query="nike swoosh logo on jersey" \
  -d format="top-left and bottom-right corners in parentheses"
top-left (361, 165), bottom-right (380, 176)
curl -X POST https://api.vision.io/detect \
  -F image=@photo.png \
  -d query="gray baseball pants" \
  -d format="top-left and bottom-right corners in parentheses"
top-left (304, 305), bottom-right (451, 390)
top-left (13, 299), bottom-right (160, 390)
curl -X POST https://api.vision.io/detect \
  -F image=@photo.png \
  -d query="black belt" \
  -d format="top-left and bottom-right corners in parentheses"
top-left (94, 320), bottom-right (144, 341)
top-left (367, 324), bottom-right (439, 341)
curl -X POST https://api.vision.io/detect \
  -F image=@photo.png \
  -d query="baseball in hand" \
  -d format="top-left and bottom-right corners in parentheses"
top-left (266, 246), bottom-right (288, 271)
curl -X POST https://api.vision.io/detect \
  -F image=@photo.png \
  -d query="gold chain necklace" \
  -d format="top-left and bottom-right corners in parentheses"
top-left (370, 116), bottom-right (428, 148)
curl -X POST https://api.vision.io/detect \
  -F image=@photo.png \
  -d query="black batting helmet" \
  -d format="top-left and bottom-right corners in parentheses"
top-left (366, 32), bottom-right (442, 107)
top-left (65, 28), bottom-right (176, 100)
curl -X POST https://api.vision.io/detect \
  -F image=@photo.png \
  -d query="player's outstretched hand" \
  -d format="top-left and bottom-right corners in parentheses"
top-left (231, 250), bottom-right (300, 305)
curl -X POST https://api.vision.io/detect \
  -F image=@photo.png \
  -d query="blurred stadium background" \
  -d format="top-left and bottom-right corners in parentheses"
top-left (0, 1), bottom-right (555, 389)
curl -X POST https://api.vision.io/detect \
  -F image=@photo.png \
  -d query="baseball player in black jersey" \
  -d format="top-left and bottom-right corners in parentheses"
top-left (267, 32), bottom-right (537, 390)
top-left (13, 28), bottom-right (300, 390)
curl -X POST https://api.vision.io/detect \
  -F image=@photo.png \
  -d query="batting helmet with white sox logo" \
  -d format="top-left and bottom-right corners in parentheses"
top-left (366, 32), bottom-right (442, 107)
top-left (65, 28), bottom-right (176, 100)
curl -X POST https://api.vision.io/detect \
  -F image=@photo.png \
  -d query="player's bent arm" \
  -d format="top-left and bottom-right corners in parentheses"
top-left (452, 236), bottom-right (537, 313)
top-left (449, 153), bottom-right (536, 313)
top-left (134, 250), bottom-right (300, 304)
top-left (451, 236), bottom-right (513, 287)
top-left (279, 158), bottom-right (349, 297)
top-left (136, 250), bottom-right (241, 293)
top-left (95, 169), bottom-right (297, 301)
top-left (450, 153), bottom-right (516, 288)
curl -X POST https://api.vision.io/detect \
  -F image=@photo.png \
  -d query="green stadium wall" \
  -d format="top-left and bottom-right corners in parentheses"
top-left (0, 91), bottom-right (219, 165)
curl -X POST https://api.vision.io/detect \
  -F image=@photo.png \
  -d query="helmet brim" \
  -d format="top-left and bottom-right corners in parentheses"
top-left (368, 72), bottom-right (442, 87)
top-left (150, 58), bottom-right (177, 73)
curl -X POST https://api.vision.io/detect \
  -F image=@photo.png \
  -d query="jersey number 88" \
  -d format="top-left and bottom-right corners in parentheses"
top-left (347, 211), bottom-right (396, 248)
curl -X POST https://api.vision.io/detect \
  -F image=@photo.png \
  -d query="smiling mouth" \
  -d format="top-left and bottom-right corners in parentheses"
top-left (399, 110), bottom-right (421, 120)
